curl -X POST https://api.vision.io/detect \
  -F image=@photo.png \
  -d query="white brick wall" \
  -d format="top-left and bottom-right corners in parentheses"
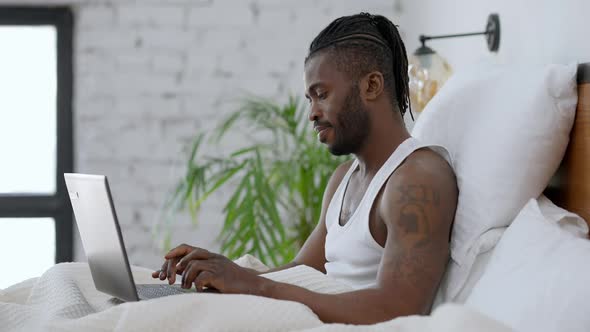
top-left (0, 0), bottom-right (402, 268)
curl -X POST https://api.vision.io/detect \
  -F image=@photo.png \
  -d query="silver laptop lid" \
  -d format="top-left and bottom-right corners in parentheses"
top-left (64, 173), bottom-right (139, 302)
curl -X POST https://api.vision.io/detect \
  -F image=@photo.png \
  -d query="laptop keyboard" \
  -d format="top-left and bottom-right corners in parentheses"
top-left (136, 284), bottom-right (194, 300)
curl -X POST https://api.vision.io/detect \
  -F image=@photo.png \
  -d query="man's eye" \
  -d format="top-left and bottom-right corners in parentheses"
top-left (317, 92), bottom-right (327, 100)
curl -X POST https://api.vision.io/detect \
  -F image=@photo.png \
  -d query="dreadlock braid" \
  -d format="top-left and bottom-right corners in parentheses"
top-left (372, 16), bottom-right (411, 118)
top-left (306, 13), bottom-right (411, 119)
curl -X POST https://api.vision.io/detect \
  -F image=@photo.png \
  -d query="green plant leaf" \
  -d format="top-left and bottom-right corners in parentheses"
top-left (187, 134), bottom-right (205, 167)
top-left (194, 161), bottom-right (246, 209)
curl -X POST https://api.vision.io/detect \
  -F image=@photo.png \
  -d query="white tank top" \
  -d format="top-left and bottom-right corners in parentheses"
top-left (324, 137), bottom-right (448, 289)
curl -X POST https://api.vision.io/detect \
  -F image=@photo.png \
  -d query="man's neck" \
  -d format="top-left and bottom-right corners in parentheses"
top-left (353, 115), bottom-right (410, 177)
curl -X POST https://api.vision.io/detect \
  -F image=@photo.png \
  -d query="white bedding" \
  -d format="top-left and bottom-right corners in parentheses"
top-left (0, 260), bottom-right (513, 332)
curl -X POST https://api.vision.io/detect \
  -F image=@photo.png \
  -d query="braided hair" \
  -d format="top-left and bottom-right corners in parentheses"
top-left (306, 13), bottom-right (412, 120)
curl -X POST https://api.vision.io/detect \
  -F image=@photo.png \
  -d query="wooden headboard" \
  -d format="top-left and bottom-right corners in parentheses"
top-left (545, 62), bottom-right (590, 235)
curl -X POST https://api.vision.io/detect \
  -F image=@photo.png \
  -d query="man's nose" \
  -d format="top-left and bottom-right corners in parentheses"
top-left (308, 103), bottom-right (322, 122)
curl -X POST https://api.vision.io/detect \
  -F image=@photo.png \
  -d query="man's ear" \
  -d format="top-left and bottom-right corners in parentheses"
top-left (360, 71), bottom-right (385, 101)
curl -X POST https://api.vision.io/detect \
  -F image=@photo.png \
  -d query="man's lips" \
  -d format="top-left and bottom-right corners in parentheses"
top-left (314, 125), bottom-right (331, 142)
top-left (314, 125), bottom-right (331, 133)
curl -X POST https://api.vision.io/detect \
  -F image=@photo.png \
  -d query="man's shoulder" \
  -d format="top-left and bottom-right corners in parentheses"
top-left (381, 147), bottom-right (458, 209)
top-left (395, 147), bottom-right (455, 185)
top-left (378, 147), bottom-right (458, 236)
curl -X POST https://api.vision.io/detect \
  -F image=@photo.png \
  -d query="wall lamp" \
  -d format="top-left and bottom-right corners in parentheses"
top-left (410, 13), bottom-right (501, 113)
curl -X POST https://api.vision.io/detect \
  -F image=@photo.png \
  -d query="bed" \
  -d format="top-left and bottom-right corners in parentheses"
top-left (546, 62), bottom-right (590, 235)
top-left (0, 64), bottom-right (589, 331)
top-left (455, 62), bottom-right (590, 332)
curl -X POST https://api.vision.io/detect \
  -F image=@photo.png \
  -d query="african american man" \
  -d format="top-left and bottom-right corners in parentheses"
top-left (152, 12), bottom-right (458, 325)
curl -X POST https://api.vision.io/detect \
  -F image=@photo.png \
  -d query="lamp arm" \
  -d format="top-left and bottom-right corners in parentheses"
top-left (419, 31), bottom-right (490, 45)
top-left (418, 13), bottom-right (500, 52)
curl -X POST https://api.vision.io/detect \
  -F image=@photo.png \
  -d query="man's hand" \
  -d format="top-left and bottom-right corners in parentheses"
top-left (151, 244), bottom-right (265, 294)
top-left (151, 243), bottom-right (194, 284)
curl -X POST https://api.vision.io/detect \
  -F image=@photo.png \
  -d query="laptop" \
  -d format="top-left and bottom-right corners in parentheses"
top-left (64, 173), bottom-right (192, 301)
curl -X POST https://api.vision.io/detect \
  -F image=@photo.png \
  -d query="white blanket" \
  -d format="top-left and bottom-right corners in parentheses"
top-left (0, 260), bottom-right (512, 332)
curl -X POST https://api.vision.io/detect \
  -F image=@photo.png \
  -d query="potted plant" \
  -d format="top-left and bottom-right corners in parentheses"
top-left (158, 96), bottom-right (346, 266)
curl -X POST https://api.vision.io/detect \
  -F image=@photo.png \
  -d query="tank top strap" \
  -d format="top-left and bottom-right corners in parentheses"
top-left (324, 158), bottom-right (359, 229)
top-left (360, 137), bottom-right (427, 209)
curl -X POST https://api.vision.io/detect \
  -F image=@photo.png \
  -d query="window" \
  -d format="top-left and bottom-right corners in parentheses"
top-left (0, 7), bottom-right (73, 288)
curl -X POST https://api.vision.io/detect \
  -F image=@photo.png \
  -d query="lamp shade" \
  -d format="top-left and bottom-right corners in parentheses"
top-left (409, 50), bottom-right (452, 113)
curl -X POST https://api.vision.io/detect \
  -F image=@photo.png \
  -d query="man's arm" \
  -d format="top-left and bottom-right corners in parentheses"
top-left (154, 160), bottom-right (353, 282)
top-left (256, 154), bottom-right (458, 324)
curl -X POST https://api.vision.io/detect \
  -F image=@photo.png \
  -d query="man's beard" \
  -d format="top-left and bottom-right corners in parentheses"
top-left (328, 86), bottom-right (371, 156)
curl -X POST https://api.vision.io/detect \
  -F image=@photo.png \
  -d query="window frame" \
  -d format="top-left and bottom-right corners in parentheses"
top-left (0, 7), bottom-right (74, 263)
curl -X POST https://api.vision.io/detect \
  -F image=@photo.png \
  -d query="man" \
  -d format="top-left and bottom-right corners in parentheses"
top-left (152, 13), bottom-right (458, 324)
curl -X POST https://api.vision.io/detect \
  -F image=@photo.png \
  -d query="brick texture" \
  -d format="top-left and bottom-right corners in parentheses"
top-left (1, 0), bottom-right (401, 268)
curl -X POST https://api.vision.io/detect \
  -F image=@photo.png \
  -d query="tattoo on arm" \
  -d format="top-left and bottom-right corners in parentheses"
top-left (396, 184), bottom-right (440, 205)
top-left (377, 184), bottom-right (447, 294)
top-left (396, 184), bottom-right (440, 247)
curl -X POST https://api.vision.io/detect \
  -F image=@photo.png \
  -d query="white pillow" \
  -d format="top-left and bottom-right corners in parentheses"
top-left (432, 227), bottom-right (503, 308)
top-left (465, 196), bottom-right (590, 332)
top-left (412, 63), bottom-right (578, 300)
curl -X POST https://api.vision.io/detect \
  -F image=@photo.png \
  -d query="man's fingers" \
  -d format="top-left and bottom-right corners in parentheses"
top-left (151, 268), bottom-right (169, 279)
top-left (194, 271), bottom-right (215, 292)
top-left (182, 260), bottom-right (207, 288)
top-left (151, 244), bottom-right (206, 282)
top-left (166, 259), bottom-right (179, 284)
top-left (159, 262), bottom-right (167, 280)
top-left (177, 248), bottom-right (212, 269)
top-left (164, 244), bottom-right (194, 260)
top-left (181, 260), bottom-right (213, 289)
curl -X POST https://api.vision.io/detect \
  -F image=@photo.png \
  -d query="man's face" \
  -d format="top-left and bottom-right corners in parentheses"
top-left (304, 52), bottom-right (370, 156)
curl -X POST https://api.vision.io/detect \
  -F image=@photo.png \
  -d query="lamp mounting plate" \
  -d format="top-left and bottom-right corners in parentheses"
top-left (486, 13), bottom-right (500, 52)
